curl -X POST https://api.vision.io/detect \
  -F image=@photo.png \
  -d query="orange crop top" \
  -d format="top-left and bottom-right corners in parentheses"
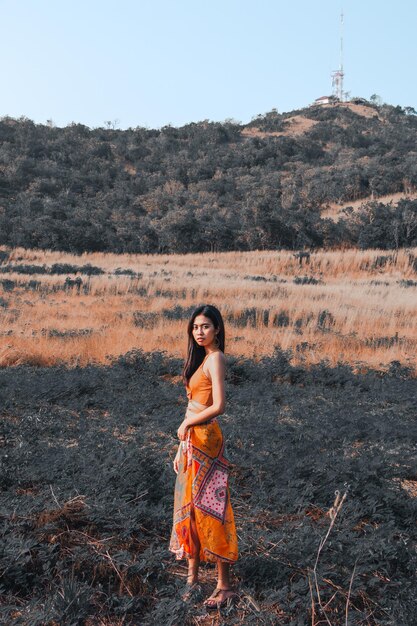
top-left (186, 354), bottom-right (213, 406)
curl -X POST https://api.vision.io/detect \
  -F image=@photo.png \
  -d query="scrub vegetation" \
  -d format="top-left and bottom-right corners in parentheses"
top-left (1, 101), bottom-right (417, 254)
top-left (1, 351), bottom-right (416, 624)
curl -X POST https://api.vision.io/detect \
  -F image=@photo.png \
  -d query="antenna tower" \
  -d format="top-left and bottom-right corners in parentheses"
top-left (331, 10), bottom-right (344, 101)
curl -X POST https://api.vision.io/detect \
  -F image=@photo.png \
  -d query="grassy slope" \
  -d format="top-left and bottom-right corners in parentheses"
top-left (1, 352), bottom-right (416, 624)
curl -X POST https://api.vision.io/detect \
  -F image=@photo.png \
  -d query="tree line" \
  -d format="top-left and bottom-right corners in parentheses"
top-left (0, 101), bottom-right (417, 254)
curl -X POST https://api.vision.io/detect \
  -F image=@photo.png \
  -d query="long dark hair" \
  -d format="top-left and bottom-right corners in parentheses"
top-left (183, 304), bottom-right (225, 384)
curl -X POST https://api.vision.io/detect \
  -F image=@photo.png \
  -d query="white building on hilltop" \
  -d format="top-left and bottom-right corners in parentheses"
top-left (312, 95), bottom-right (337, 106)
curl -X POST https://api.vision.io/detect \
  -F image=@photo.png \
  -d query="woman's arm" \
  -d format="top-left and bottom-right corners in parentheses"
top-left (177, 352), bottom-right (225, 440)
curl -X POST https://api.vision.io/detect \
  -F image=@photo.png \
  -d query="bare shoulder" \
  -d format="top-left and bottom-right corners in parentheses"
top-left (207, 351), bottom-right (226, 366)
top-left (204, 351), bottom-right (226, 377)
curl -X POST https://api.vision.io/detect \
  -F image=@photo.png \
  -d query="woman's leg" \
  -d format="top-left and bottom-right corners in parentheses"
top-left (187, 507), bottom-right (201, 583)
top-left (204, 561), bottom-right (237, 607)
top-left (217, 561), bottom-right (231, 589)
top-left (181, 510), bottom-right (202, 600)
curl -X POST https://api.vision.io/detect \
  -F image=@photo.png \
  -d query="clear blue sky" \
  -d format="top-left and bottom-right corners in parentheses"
top-left (1, 0), bottom-right (415, 129)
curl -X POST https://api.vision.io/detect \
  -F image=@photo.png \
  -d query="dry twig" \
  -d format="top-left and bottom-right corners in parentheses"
top-left (309, 489), bottom-right (348, 626)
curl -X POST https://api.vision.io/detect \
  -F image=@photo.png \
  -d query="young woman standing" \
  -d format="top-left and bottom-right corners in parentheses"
top-left (169, 304), bottom-right (238, 609)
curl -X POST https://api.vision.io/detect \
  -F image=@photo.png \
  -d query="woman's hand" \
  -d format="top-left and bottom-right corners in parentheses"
top-left (177, 419), bottom-right (190, 441)
top-left (173, 449), bottom-right (180, 474)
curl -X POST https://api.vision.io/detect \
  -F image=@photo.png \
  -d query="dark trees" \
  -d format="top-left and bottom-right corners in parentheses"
top-left (0, 103), bottom-right (417, 253)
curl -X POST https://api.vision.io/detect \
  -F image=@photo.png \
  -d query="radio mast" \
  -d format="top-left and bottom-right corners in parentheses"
top-left (331, 10), bottom-right (345, 101)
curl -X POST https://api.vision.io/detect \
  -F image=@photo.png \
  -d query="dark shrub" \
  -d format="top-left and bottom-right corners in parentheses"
top-left (64, 277), bottom-right (83, 292)
top-left (161, 305), bottom-right (195, 321)
top-left (365, 333), bottom-right (403, 348)
top-left (294, 276), bottom-right (321, 285)
top-left (317, 309), bottom-right (335, 331)
top-left (0, 279), bottom-right (15, 291)
top-left (78, 264), bottom-right (105, 275)
top-left (0, 264), bottom-right (48, 274)
top-left (46, 328), bottom-right (93, 338)
top-left (231, 308), bottom-right (257, 327)
top-left (114, 268), bottom-right (142, 277)
top-left (50, 263), bottom-right (81, 274)
top-left (272, 311), bottom-right (290, 327)
top-left (133, 311), bottom-right (159, 328)
top-left (0, 250), bottom-right (9, 264)
top-left (243, 274), bottom-right (268, 282)
top-left (372, 254), bottom-right (396, 269)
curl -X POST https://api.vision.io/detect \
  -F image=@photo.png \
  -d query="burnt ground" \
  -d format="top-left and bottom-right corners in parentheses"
top-left (1, 349), bottom-right (416, 625)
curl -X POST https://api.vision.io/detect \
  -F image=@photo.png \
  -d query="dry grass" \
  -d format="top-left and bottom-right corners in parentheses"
top-left (400, 479), bottom-right (417, 498)
top-left (0, 246), bottom-right (416, 374)
top-left (241, 115), bottom-right (318, 138)
top-left (242, 102), bottom-right (380, 142)
top-left (321, 191), bottom-right (417, 221)
top-left (339, 102), bottom-right (381, 119)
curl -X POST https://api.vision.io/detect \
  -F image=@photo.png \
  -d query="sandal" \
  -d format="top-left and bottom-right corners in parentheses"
top-left (204, 587), bottom-right (238, 610)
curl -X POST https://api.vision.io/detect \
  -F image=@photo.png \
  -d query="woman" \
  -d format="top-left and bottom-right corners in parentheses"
top-left (169, 304), bottom-right (238, 609)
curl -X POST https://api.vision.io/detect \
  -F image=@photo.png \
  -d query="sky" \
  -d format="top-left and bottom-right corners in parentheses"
top-left (1, 0), bottom-right (416, 129)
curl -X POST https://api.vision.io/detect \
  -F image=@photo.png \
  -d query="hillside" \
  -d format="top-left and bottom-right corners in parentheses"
top-left (1, 101), bottom-right (417, 253)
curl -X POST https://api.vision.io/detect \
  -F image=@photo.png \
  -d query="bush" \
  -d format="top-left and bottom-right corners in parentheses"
top-left (161, 305), bottom-right (195, 321)
top-left (46, 328), bottom-right (93, 338)
top-left (64, 277), bottom-right (83, 292)
top-left (114, 268), bottom-right (142, 277)
top-left (0, 279), bottom-right (15, 291)
top-left (77, 264), bottom-right (105, 275)
top-left (372, 254), bottom-right (396, 269)
top-left (50, 263), bottom-right (84, 274)
top-left (272, 311), bottom-right (290, 327)
top-left (0, 264), bottom-right (48, 274)
top-left (293, 276), bottom-right (322, 285)
top-left (317, 309), bottom-right (335, 331)
top-left (133, 311), bottom-right (159, 328)
top-left (365, 333), bottom-right (402, 348)
top-left (0, 250), bottom-right (10, 264)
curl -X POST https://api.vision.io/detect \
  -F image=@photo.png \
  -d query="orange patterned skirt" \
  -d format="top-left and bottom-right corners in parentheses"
top-left (169, 403), bottom-right (238, 563)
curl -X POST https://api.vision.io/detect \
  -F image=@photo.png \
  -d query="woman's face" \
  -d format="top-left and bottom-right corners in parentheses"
top-left (192, 315), bottom-right (218, 349)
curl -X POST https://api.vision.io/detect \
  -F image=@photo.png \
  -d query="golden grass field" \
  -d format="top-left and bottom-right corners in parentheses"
top-left (0, 245), bottom-right (416, 374)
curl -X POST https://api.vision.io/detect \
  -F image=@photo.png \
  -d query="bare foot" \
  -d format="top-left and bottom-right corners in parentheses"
top-left (204, 587), bottom-right (238, 609)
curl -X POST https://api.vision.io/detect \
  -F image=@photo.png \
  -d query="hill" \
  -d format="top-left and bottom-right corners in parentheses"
top-left (1, 101), bottom-right (417, 253)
